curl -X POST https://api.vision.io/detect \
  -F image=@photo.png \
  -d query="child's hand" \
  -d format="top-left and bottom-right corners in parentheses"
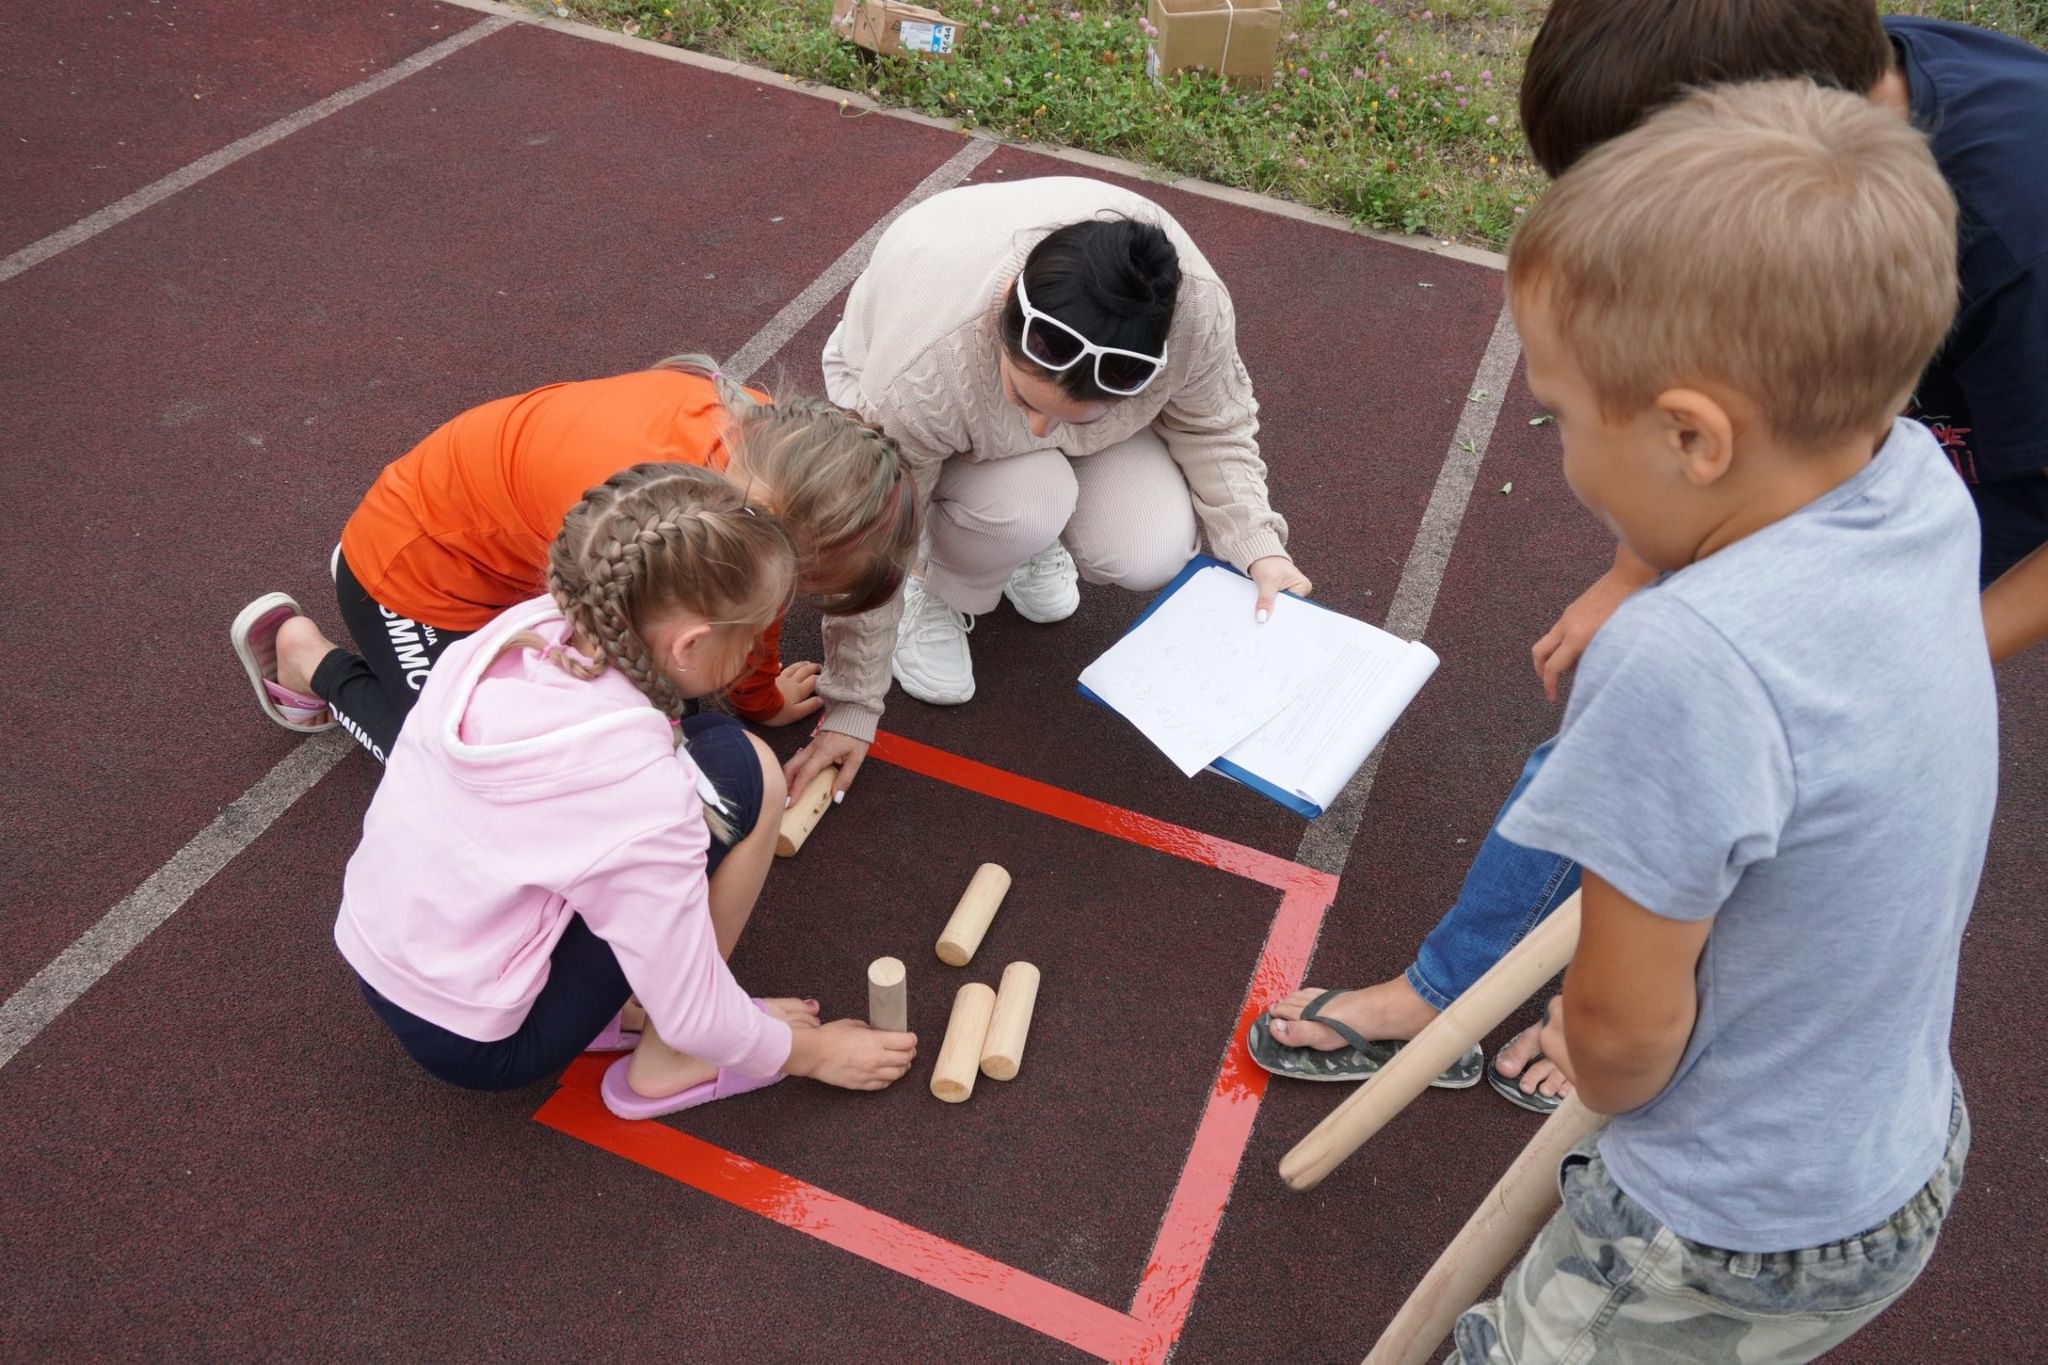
top-left (1535, 994), bottom-right (1577, 1088)
top-left (788, 1018), bottom-right (917, 1090)
top-left (762, 661), bottom-right (825, 727)
top-left (1530, 552), bottom-right (1655, 701)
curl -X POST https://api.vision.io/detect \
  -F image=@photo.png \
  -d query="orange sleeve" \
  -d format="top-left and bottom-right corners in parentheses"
top-left (725, 612), bottom-right (787, 722)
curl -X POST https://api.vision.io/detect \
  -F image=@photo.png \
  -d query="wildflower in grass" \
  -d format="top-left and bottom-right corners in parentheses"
top-left (1486, 115), bottom-right (1498, 125)
top-left (1386, 86), bottom-right (1398, 98)
top-left (1351, 66), bottom-right (1365, 79)
top-left (1456, 97), bottom-right (1467, 107)
top-left (1296, 66), bottom-right (1309, 78)
top-left (1479, 69), bottom-right (1493, 83)
top-left (1295, 156), bottom-right (1308, 168)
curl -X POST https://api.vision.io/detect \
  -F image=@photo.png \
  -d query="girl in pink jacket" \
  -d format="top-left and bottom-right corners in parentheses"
top-left (334, 462), bottom-right (917, 1118)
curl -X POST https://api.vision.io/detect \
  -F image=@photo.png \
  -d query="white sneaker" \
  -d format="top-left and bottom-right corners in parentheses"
top-left (1002, 542), bottom-right (1080, 623)
top-left (892, 576), bottom-right (976, 705)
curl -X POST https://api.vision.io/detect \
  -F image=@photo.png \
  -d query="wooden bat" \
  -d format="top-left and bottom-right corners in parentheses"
top-left (1363, 1094), bottom-right (1607, 1365)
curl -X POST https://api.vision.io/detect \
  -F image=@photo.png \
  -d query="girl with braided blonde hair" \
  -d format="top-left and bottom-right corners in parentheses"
top-left (333, 463), bottom-right (918, 1119)
top-left (231, 353), bottom-right (919, 764)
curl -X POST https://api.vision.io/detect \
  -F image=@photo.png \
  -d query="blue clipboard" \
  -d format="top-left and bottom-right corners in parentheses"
top-left (1076, 555), bottom-right (1325, 819)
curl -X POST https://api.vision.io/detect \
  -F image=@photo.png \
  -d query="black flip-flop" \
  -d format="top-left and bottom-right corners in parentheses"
top-left (1485, 1026), bottom-right (1566, 1114)
top-left (1247, 988), bottom-right (1483, 1088)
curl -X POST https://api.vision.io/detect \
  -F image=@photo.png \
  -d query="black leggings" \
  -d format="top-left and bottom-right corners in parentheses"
top-left (356, 714), bottom-right (767, 1091)
top-left (314, 552), bottom-right (472, 762)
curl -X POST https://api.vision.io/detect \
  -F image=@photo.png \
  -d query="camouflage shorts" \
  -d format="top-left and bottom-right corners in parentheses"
top-left (1450, 1088), bottom-right (1968, 1364)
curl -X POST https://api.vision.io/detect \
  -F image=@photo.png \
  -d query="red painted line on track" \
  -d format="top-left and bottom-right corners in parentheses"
top-left (1128, 876), bottom-right (1337, 1347)
top-left (535, 741), bottom-right (1340, 1362)
top-left (869, 730), bottom-right (1319, 890)
top-left (537, 1056), bottom-right (1167, 1363)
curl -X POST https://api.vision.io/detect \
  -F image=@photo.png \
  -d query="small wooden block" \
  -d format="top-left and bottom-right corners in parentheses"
top-left (868, 955), bottom-right (907, 1032)
top-left (979, 961), bottom-right (1040, 1081)
top-left (930, 982), bottom-right (997, 1103)
top-left (935, 863), bottom-right (1011, 966)
top-left (776, 765), bottom-right (838, 857)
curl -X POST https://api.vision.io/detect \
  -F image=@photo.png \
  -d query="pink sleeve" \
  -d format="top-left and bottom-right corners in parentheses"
top-left (571, 793), bottom-right (793, 1077)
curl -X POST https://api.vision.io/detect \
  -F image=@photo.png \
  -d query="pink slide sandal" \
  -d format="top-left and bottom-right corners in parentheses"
top-left (598, 1000), bottom-right (786, 1119)
top-left (230, 592), bottom-right (334, 734)
top-left (584, 1010), bottom-right (641, 1053)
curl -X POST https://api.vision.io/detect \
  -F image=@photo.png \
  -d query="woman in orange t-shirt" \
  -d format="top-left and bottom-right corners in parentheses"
top-left (231, 354), bottom-right (918, 762)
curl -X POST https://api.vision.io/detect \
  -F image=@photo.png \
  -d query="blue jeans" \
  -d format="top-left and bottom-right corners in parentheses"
top-left (356, 713), bottom-right (766, 1091)
top-left (1404, 740), bottom-right (1580, 1011)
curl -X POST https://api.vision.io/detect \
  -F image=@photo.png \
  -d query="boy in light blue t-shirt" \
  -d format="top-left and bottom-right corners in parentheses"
top-left (1454, 80), bottom-right (1997, 1362)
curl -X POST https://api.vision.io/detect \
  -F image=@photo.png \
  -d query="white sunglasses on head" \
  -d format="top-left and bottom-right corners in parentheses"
top-left (1014, 275), bottom-right (1169, 397)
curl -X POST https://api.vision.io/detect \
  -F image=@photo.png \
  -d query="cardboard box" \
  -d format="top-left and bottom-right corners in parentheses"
top-left (1146, 0), bottom-right (1281, 86)
top-left (831, 0), bottom-right (962, 58)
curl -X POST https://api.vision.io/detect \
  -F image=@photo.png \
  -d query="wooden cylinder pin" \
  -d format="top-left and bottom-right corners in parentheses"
top-left (867, 956), bottom-right (907, 1032)
top-left (978, 962), bottom-right (1040, 1081)
top-left (775, 765), bottom-right (838, 858)
top-left (929, 982), bottom-right (997, 1103)
top-left (935, 863), bottom-right (1011, 966)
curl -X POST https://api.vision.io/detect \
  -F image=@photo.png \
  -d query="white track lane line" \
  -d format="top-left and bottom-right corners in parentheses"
top-left (1294, 302), bottom-right (1522, 877)
top-left (0, 17), bottom-right (513, 287)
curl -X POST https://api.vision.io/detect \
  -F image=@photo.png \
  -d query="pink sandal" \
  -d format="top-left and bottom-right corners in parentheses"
top-left (598, 1000), bottom-right (786, 1119)
top-left (230, 592), bottom-right (334, 734)
top-left (584, 1010), bottom-right (641, 1053)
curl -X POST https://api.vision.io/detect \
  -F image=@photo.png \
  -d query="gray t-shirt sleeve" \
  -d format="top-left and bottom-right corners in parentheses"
top-left (1498, 593), bottom-right (1797, 922)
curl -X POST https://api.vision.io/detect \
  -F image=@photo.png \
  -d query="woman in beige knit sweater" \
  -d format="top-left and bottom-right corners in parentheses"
top-left (785, 176), bottom-right (1310, 800)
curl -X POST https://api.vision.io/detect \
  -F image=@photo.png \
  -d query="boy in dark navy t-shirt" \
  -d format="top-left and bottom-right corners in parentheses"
top-left (1886, 16), bottom-right (2048, 590)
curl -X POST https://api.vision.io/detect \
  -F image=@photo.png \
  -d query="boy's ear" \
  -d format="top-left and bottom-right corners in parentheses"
top-left (1654, 387), bottom-right (1736, 487)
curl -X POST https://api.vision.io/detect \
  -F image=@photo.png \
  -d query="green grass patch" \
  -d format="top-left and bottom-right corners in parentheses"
top-left (548, 1), bottom-right (2044, 247)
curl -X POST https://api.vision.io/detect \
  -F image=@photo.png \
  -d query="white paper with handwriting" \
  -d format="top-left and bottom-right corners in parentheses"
top-left (1079, 565), bottom-right (1439, 809)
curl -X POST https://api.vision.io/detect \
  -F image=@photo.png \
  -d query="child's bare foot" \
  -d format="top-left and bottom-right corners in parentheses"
top-left (274, 615), bottom-right (338, 696)
top-left (1493, 1024), bottom-right (1574, 1100)
top-left (620, 998), bottom-right (647, 1035)
top-left (1266, 976), bottom-right (1439, 1050)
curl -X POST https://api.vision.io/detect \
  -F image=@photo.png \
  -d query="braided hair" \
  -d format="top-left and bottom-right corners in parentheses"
top-left (546, 461), bottom-right (796, 723)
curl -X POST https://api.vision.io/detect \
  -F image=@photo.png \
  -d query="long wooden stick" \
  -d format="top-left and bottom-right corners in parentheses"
top-left (1280, 891), bottom-right (1583, 1191)
top-left (1363, 1095), bottom-right (1607, 1365)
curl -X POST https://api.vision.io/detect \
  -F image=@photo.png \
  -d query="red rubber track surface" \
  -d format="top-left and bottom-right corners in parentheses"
top-left (4, 5), bottom-right (2041, 1361)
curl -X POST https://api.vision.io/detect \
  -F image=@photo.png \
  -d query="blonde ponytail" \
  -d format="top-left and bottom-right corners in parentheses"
top-left (650, 352), bottom-right (920, 616)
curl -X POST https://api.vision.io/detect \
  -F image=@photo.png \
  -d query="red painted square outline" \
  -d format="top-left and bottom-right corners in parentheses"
top-left (534, 731), bottom-right (1338, 1363)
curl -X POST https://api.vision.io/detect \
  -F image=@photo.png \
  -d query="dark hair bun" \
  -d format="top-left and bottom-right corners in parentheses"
top-left (1001, 215), bottom-right (1182, 402)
